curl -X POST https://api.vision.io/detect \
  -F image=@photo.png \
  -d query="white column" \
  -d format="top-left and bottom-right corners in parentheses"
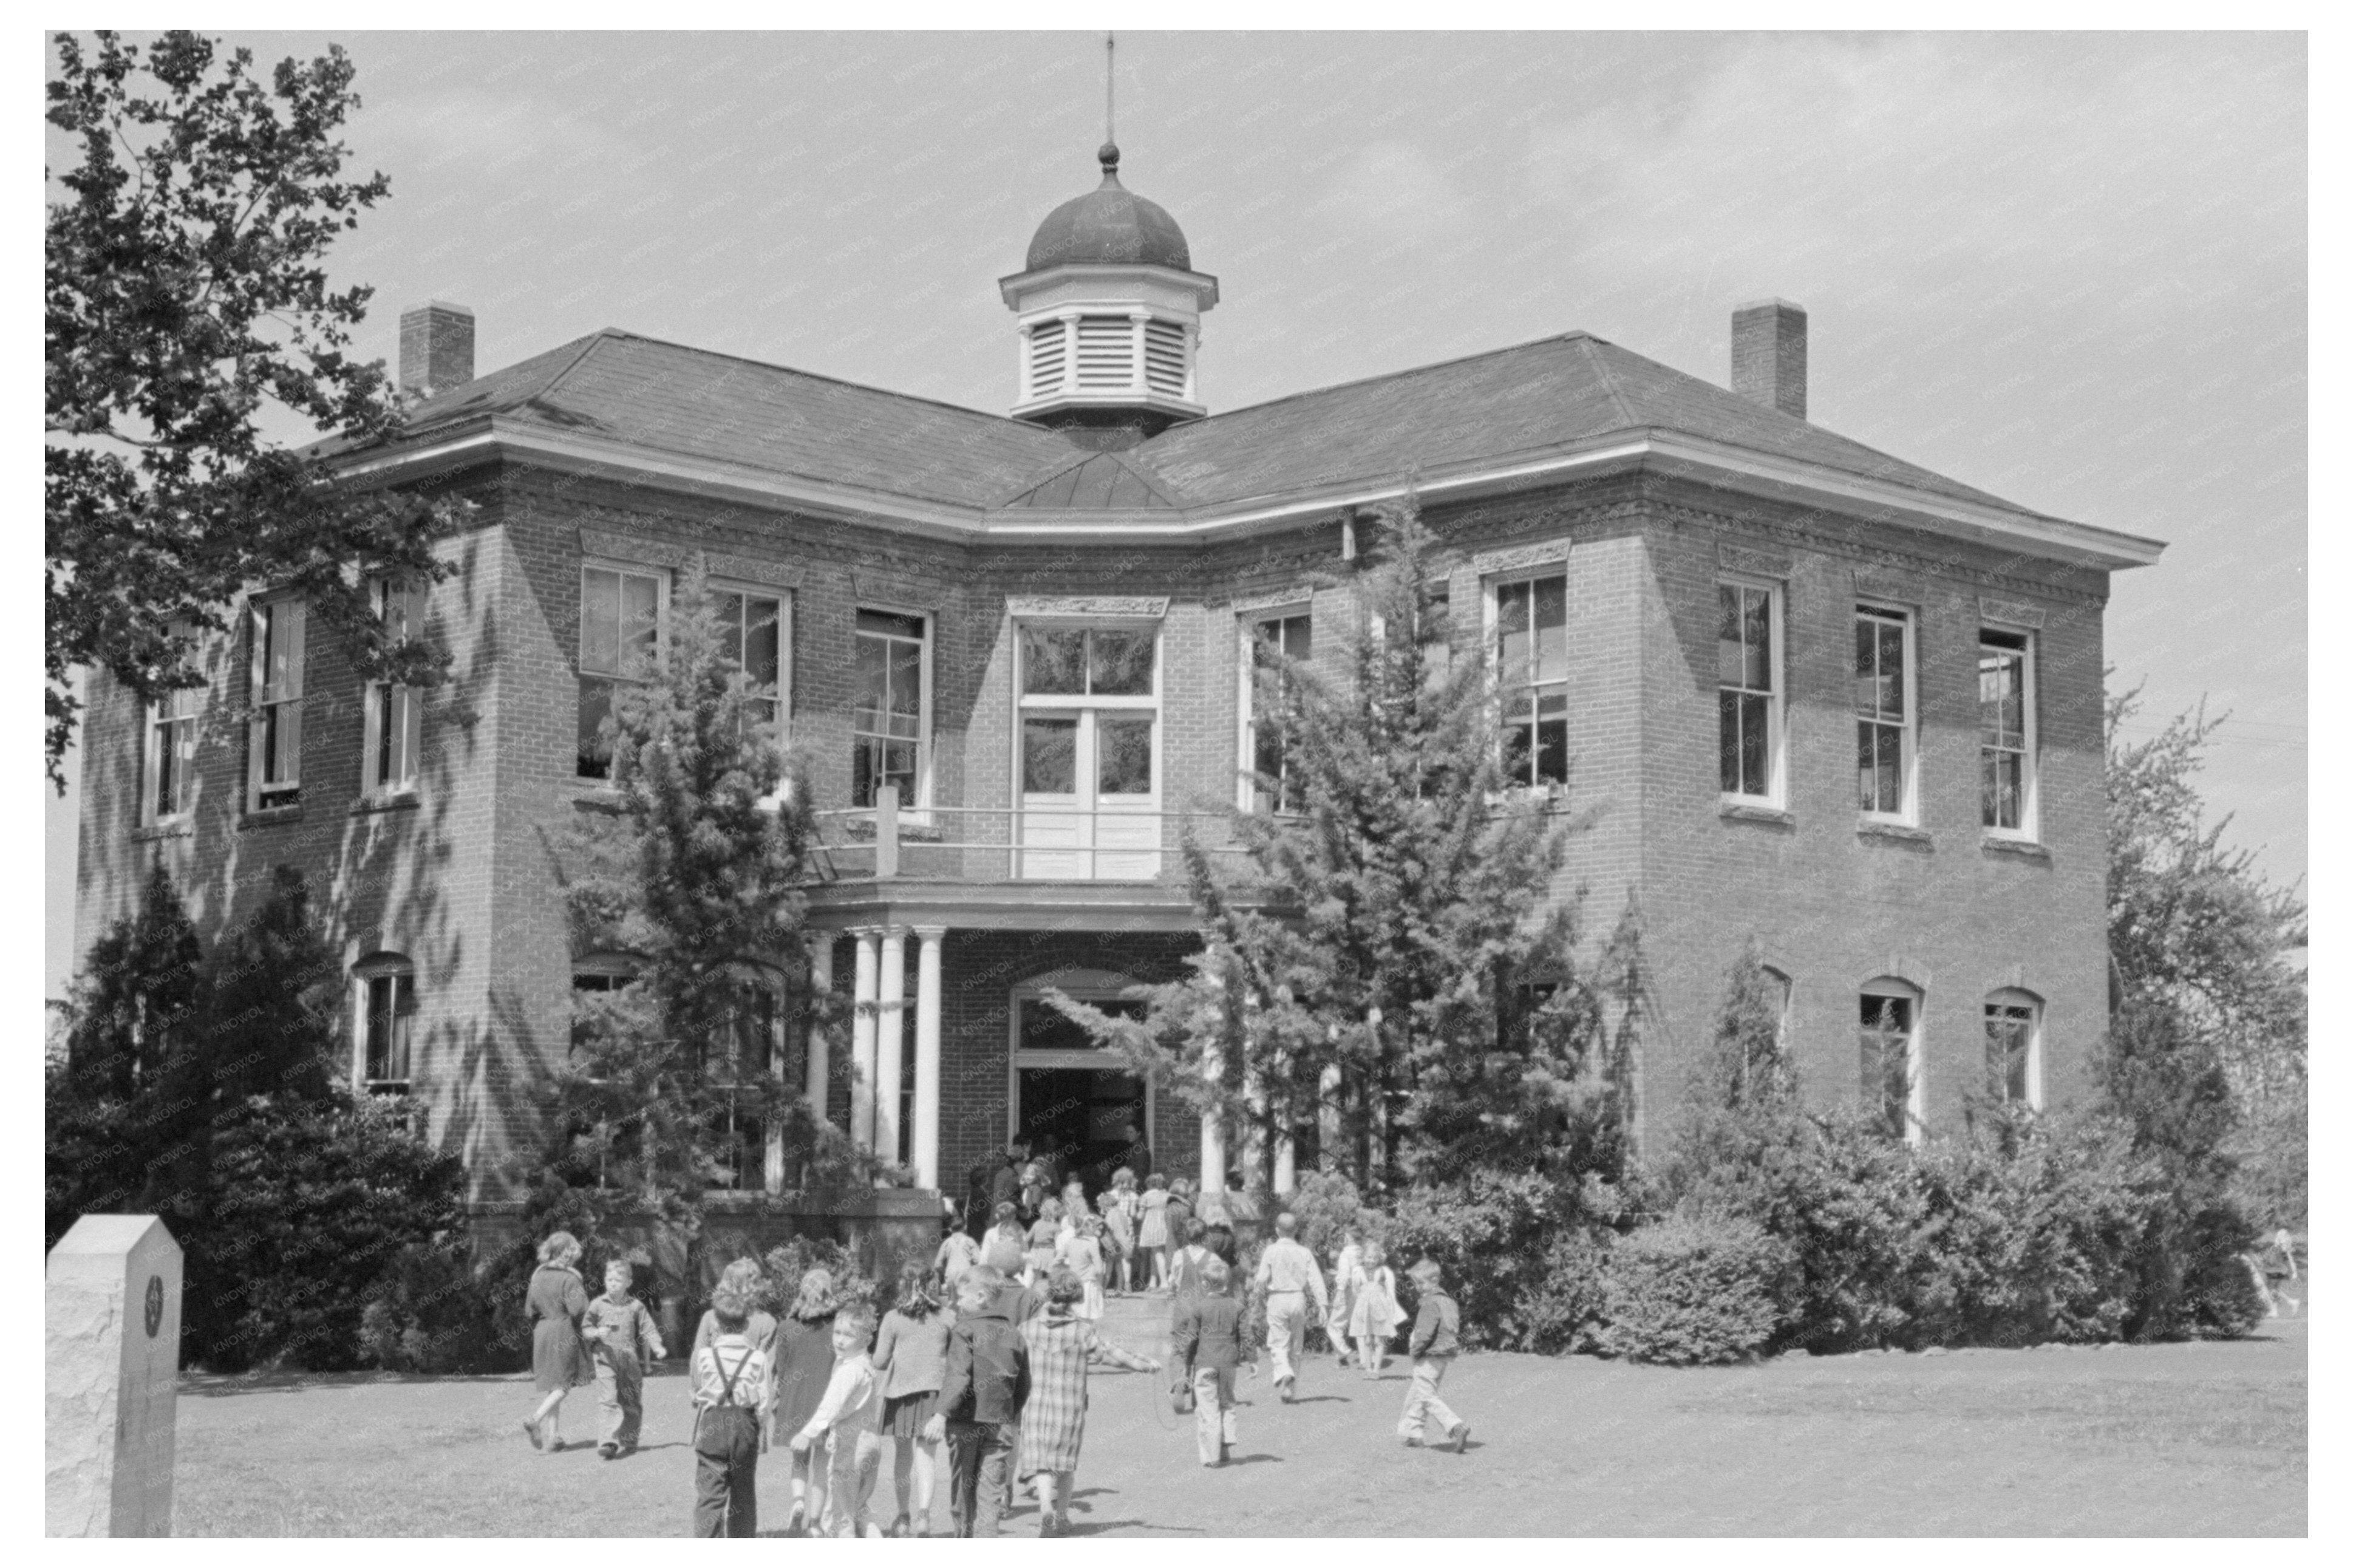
top-left (850, 930), bottom-right (879, 1152)
top-left (1242, 1058), bottom-right (1266, 1191)
top-left (1199, 1041), bottom-right (1227, 1196)
top-left (874, 928), bottom-right (907, 1172)
top-left (805, 936), bottom-right (834, 1122)
top-left (1273, 1057), bottom-right (1296, 1197)
top-left (913, 927), bottom-right (945, 1191)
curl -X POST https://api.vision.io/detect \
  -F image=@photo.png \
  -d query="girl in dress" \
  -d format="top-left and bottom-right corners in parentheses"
top-left (1349, 1241), bottom-right (1404, 1379)
top-left (1025, 1199), bottom-right (1064, 1288)
top-left (1136, 1173), bottom-right (1172, 1291)
top-left (1017, 1266), bottom-right (1162, 1537)
top-left (522, 1230), bottom-right (593, 1452)
top-left (1058, 1181), bottom-right (1088, 1240)
top-left (1329, 1226), bottom-right (1365, 1368)
top-left (870, 1264), bottom-right (953, 1537)
top-left (985, 1201), bottom-right (1028, 1265)
top-left (773, 1267), bottom-right (839, 1533)
top-left (1057, 1214), bottom-right (1108, 1320)
top-left (1098, 1170), bottom-right (1139, 1294)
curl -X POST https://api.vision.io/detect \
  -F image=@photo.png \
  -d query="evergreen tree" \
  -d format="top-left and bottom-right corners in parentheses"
top-left (1054, 500), bottom-right (1632, 1196)
top-left (554, 564), bottom-right (869, 1245)
top-left (60, 860), bottom-right (203, 1102)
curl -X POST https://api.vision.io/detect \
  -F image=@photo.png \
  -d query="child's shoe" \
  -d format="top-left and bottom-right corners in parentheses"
top-left (785, 1502), bottom-right (806, 1536)
top-left (598, 1443), bottom-right (618, 1460)
top-left (1449, 1424), bottom-right (1472, 1454)
top-left (522, 1419), bottom-right (543, 1450)
top-left (889, 1515), bottom-right (911, 1538)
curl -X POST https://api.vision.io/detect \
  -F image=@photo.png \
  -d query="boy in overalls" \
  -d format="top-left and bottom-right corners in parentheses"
top-left (691, 1285), bottom-right (773, 1537)
top-left (584, 1258), bottom-right (666, 1457)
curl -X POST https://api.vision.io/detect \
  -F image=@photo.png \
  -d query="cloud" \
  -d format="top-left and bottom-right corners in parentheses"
top-left (1311, 139), bottom-right (1476, 241)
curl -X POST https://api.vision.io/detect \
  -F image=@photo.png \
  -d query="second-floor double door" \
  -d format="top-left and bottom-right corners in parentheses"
top-left (1018, 707), bottom-right (1161, 879)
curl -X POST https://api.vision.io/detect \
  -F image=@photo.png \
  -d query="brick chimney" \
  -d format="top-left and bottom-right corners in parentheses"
top-left (1731, 299), bottom-right (1806, 420)
top-left (398, 301), bottom-right (475, 400)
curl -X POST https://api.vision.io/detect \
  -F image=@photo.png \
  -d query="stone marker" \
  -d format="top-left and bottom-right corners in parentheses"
top-left (47, 1215), bottom-right (182, 1537)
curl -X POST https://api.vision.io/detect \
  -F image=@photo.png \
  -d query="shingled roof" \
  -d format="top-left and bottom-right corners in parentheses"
top-left (369, 324), bottom-right (2059, 527)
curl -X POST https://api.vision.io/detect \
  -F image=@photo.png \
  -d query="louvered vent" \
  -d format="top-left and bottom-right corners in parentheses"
top-left (1143, 319), bottom-right (1187, 397)
top-left (1074, 316), bottom-right (1134, 390)
top-left (1027, 319), bottom-right (1067, 398)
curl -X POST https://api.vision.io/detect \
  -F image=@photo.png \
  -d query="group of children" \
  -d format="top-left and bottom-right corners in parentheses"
top-left (516, 1195), bottom-right (1474, 1541)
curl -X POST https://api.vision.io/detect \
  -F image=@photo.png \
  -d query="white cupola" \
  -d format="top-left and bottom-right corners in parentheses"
top-left (1000, 142), bottom-right (1219, 439)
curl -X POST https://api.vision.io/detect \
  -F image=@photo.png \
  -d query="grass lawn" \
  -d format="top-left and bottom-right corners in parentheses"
top-left (173, 1312), bottom-right (2305, 1537)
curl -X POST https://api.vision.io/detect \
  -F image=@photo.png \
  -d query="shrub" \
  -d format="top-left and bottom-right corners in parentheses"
top-left (1595, 1215), bottom-right (1789, 1366)
top-left (760, 1235), bottom-right (879, 1320)
top-left (1387, 1167), bottom-right (1620, 1350)
top-left (360, 1235), bottom-right (510, 1374)
top-left (1516, 1231), bottom-right (1612, 1355)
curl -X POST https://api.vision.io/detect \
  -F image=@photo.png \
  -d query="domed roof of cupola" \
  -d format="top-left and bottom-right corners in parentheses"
top-left (1024, 143), bottom-right (1191, 272)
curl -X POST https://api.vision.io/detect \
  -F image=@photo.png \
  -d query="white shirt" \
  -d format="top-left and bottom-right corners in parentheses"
top-left (796, 1352), bottom-right (878, 1442)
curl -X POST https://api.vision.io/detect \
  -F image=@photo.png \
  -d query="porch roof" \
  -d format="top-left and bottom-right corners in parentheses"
top-left (803, 878), bottom-right (1213, 933)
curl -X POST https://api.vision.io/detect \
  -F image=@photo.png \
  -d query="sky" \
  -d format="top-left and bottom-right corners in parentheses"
top-left (44, 29), bottom-right (2308, 1000)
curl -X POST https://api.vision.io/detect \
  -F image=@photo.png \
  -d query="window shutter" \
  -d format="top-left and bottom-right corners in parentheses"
top-left (1029, 320), bottom-right (1067, 398)
top-left (1074, 316), bottom-right (1131, 390)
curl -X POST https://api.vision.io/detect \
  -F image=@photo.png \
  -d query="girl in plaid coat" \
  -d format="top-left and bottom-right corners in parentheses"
top-left (1016, 1266), bottom-right (1160, 1536)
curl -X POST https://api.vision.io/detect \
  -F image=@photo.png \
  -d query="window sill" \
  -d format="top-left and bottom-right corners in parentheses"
top-left (351, 793), bottom-right (421, 816)
top-left (1856, 819), bottom-right (1932, 848)
top-left (1981, 836), bottom-right (2050, 862)
top-left (571, 782), bottom-right (625, 814)
top-left (239, 805), bottom-right (304, 830)
top-left (1718, 801), bottom-right (1794, 828)
top-left (129, 820), bottom-right (194, 843)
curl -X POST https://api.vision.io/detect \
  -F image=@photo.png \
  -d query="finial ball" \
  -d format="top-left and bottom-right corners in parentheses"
top-left (1098, 141), bottom-right (1120, 172)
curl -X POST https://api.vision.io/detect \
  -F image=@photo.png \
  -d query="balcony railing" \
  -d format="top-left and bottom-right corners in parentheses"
top-left (811, 794), bottom-right (1257, 884)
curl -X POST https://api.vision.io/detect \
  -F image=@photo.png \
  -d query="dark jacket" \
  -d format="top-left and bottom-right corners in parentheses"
top-left (939, 1287), bottom-right (1030, 1426)
top-left (1408, 1286), bottom-right (1460, 1359)
top-left (1172, 1291), bottom-right (1247, 1375)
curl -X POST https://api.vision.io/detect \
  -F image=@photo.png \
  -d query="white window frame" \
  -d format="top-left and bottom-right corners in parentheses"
top-left (853, 604), bottom-right (935, 821)
top-left (1984, 989), bottom-right (2043, 1111)
top-left (1238, 602), bottom-right (1311, 814)
top-left (1718, 575), bottom-right (1786, 807)
top-left (363, 579), bottom-right (426, 802)
top-left (1013, 618), bottom-right (1164, 879)
top-left (1485, 564), bottom-right (1573, 794)
top-left (1006, 969), bottom-right (1157, 1174)
top-left (577, 561), bottom-right (670, 782)
top-left (247, 595), bottom-right (306, 813)
top-left (353, 955), bottom-right (417, 1098)
top-left (711, 579), bottom-right (794, 808)
top-left (707, 972), bottom-right (786, 1193)
top-left (141, 622), bottom-right (201, 828)
top-left (1854, 603), bottom-right (1918, 824)
top-left (1859, 980), bottom-right (1926, 1145)
top-left (1978, 625), bottom-right (2038, 841)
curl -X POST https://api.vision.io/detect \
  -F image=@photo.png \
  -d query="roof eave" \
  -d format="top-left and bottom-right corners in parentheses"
top-left (325, 418), bottom-right (2164, 570)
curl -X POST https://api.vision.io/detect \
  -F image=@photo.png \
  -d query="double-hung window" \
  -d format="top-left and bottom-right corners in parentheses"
top-left (1241, 608), bottom-right (1310, 813)
top-left (1718, 579), bottom-right (1783, 803)
top-left (1984, 991), bottom-right (2041, 1110)
top-left (1859, 985), bottom-right (1922, 1143)
top-left (577, 564), bottom-right (666, 780)
top-left (248, 596), bottom-right (305, 811)
top-left (713, 585), bottom-right (791, 796)
top-left (853, 609), bottom-right (929, 810)
top-left (1493, 570), bottom-right (1569, 789)
top-left (706, 981), bottom-right (783, 1191)
top-left (1979, 628), bottom-right (2036, 837)
top-left (1854, 605), bottom-right (1915, 820)
top-left (364, 579), bottom-right (426, 799)
top-left (142, 622), bottom-right (200, 827)
top-left (356, 955), bottom-right (418, 1132)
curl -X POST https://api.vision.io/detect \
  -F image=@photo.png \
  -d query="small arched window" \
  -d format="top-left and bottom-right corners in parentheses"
top-left (1858, 978), bottom-right (1922, 1144)
top-left (1984, 989), bottom-right (2043, 1111)
top-left (353, 953), bottom-right (416, 1097)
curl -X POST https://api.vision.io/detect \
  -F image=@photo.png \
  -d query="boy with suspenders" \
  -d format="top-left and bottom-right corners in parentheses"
top-left (691, 1284), bottom-right (775, 1537)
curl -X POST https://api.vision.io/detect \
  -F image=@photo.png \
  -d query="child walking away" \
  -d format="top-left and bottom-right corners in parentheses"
top-left (1136, 1174), bottom-right (1171, 1291)
top-left (1172, 1255), bottom-right (1247, 1467)
top-left (584, 1259), bottom-right (666, 1458)
top-left (1253, 1212), bottom-right (1329, 1403)
top-left (1330, 1227), bottom-right (1364, 1368)
top-left (690, 1284), bottom-right (774, 1537)
top-left (1350, 1241), bottom-right (1403, 1379)
top-left (1397, 1259), bottom-right (1469, 1453)
top-left (1018, 1265), bottom-right (1162, 1536)
top-left (522, 1230), bottom-right (592, 1453)
top-left (1057, 1214), bottom-right (1108, 1320)
top-left (792, 1302), bottom-right (884, 1538)
top-left (872, 1265), bottom-right (952, 1537)
top-left (935, 1212), bottom-right (983, 1297)
top-left (1100, 1169), bottom-right (1140, 1294)
top-left (772, 1268), bottom-right (837, 1535)
top-left (931, 1265), bottom-right (1029, 1538)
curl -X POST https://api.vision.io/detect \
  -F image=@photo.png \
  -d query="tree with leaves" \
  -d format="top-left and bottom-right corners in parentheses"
top-left (2103, 688), bottom-right (2305, 1230)
top-left (45, 29), bottom-right (460, 783)
top-left (1054, 500), bottom-right (1635, 1197)
top-left (553, 565), bottom-right (873, 1256)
